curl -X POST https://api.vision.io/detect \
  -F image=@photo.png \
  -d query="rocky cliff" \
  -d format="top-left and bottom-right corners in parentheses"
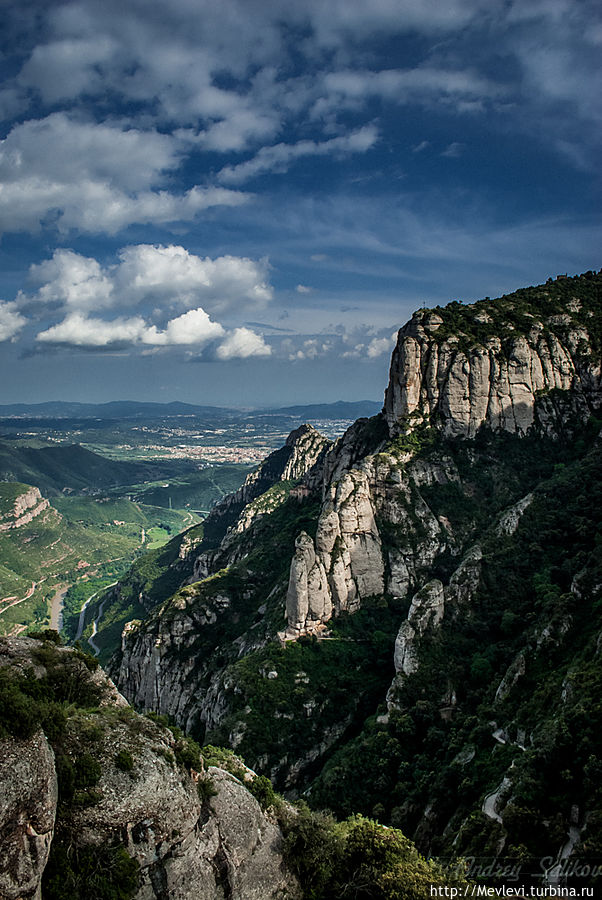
top-left (191, 423), bottom-right (329, 580)
top-left (109, 271), bottom-right (602, 881)
top-left (0, 635), bottom-right (299, 900)
top-left (384, 290), bottom-right (601, 438)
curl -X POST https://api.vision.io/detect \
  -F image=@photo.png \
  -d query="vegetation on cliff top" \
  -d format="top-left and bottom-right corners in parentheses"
top-left (429, 269), bottom-right (602, 352)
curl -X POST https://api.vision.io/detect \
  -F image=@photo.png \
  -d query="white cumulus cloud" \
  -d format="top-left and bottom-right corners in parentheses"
top-left (35, 307), bottom-right (225, 349)
top-left (35, 312), bottom-right (150, 347)
top-left (115, 245), bottom-right (272, 311)
top-left (0, 301), bottom-right (27, 342)
top-left (0, 114), bottom-right (249, 234)
top-left (143, 308), bottom-right (225, 346)
top-left (23, 244), bottom-right (275, 357)
top-left (26, 250), bottom-right (114, 311)
top-left (216, 327), bottom-right (272, 359)
top-left (21, 245), bottom-right (273, 315)
top-left (367, 333), bottom-right (396, 357)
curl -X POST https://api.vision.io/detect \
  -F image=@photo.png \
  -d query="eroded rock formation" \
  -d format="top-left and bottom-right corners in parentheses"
top-left (384, 307), bottom-right (601, 438)
top-left (0, 486), bottom-right (51, 532)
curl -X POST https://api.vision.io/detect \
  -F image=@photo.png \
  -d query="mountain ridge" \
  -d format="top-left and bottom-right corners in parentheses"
top-left (94, 270), bottom-right (602, 884)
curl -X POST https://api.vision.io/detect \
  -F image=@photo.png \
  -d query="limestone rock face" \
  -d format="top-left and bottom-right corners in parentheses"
top-left (191, 423), bottom-right (329, 582)
top-left (393, 580), bottom-right (445, 676)
top-left (387, 543), bottom-right (483, 708)
top-left (67, 740), bottom-right (297, 900)
top-left (206, 767), bottom-right (297, 900)
top-left (0, 730), bottom-right (57, 900)
top-left (0, 486), bottom-right (52, 532)
top-left (285, 467), bottom-right (385, 635)
top-left (496, 492), bottom-right (534, 536)
top-left (286, 531), bottom-right (331, 632)
top-left (384, 310), bottom-right (601, 438)
top-left (0, 638), bottom-right (299, 900)
top-left (284, 445), bottom-right (462, 634)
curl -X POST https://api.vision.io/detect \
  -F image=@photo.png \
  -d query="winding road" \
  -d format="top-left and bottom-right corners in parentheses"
top-left (74, 581), bottom-right (117, 654)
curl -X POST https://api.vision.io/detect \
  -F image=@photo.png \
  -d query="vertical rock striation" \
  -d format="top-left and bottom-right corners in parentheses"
top-left (384, 308), bottom-right (601, 438)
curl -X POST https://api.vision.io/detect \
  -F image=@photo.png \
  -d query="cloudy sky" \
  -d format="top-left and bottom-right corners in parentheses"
top-left (0, 0), bottom-right (600, 407)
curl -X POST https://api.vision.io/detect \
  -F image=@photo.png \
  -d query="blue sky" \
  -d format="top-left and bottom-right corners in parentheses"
top-left (0, 0), bottom-right (600, 407)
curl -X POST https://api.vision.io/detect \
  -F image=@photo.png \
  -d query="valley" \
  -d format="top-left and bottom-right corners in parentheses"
top-left (0, 402), bottom-right (370, 641)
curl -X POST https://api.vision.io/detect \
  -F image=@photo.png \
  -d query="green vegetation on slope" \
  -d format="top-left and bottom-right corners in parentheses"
top-left (310, 438), bottom-right (602, 878)
top-left (0, 439), bottom-right (173, 495)
top-left (207, 599), bottom-right (399, 781)
top-left (132, 464), bottom-right (250, 509)
top-left (0, 485), bottom-right (200, 637)
top-left (86, 522), bottom-right (206, 664)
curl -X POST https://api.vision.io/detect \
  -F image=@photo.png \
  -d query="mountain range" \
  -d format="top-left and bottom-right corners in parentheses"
top-left (1, 269), bottom-right (601, 898)
top-left (0, 400), bottom-right (382, 421)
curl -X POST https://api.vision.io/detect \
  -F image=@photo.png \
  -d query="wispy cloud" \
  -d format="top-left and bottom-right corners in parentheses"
top-left (441, 142), bottom-right (464, 157)
top-left (218, 126), bottom-right (379, 185)
top-left (318, 66), bottom-right (502, 113)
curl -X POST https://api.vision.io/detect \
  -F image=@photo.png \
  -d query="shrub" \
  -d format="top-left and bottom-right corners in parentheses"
top-left (115, 750), bottom-right (134, 772)
top-left (174, 736), bottom-right (202, 770)
top-left (201, 744), bottom-right (248, 782)
top-left (29, 629), bottom-right (62, 644)
top-left (74, 752), bottom-right (102, 788)
top-left (42, 841), bottom-right (139, 900)
top-left (247, 774), bottom-right (279, 810)
top-left (0, 669), bottom-right (44, 739)
top-left (197, 775), bottom-right (218, 802)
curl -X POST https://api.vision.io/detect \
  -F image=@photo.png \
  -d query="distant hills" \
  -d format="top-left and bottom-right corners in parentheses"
top-left (0, 399), bottom-right (382, 421)
top-left (0, 400), bottom-right (235, 419)
top-left (0, 439), bottom-right (196, 495)
top-left (263, 400), bottom-right (382, 419)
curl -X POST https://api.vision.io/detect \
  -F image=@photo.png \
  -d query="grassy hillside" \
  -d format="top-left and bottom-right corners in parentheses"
top-left (0, 439), bottom-right (200, 495)
top-left (132, 465), bottom-right (250, 510)
top-left (0, 484), bottom-right (201, 637)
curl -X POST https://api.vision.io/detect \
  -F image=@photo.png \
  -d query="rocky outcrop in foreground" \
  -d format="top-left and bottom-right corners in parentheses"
top-left (0, 636), bottom-right (299, 900)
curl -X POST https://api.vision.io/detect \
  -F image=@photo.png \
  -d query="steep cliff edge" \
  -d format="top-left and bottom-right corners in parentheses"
top-left (384, 278), bottom-right (601, 438)
top-left (111, 271), bottom-right (602, 880)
